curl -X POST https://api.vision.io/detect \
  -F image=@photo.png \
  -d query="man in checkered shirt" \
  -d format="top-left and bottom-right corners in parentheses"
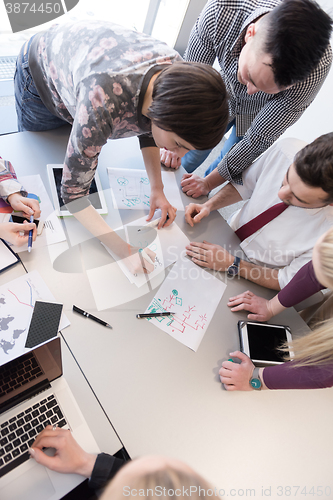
top-left (160, 0), bottom-right (332, 197)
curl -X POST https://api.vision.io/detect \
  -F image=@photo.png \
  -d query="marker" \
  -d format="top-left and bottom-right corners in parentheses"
top-left (73, 305), bottom-right (112, 329)
top-left (28, 215), bottom-right (34, 253)
top-left (136, 312), bottom-right (176, 319)
top-left (138, 215), bottom-right (169, 232)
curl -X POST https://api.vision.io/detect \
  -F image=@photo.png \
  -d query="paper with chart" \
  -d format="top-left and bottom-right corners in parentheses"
top-left (11, 175), bottom-right (66, 253)
top-left (144, 259), bottom-right (227, 351)
top-left (0, 270), bottom-right (69, 365)
top-left (102, 215), bottom-right (190, 288)
top-left (107, 168), bottom-right (185, 211)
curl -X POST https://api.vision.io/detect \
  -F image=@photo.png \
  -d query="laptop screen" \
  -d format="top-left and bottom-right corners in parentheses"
top-left (0, 337), bottom-right (62, 414)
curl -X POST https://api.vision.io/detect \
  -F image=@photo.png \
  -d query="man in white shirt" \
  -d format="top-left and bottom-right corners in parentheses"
top-left (184, 134), bottom-right (333, 290)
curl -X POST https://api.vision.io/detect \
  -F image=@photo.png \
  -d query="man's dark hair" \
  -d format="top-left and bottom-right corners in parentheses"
top-left (148, 62), bottom-right (229, 150)
top-left (295, 132), bottom-right (333, 203)
top-left (260, 0), bottom-right (332, 87)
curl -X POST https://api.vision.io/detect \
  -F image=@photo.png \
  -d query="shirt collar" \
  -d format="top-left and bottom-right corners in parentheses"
top-left (231, 7), bottom-right (275, 58)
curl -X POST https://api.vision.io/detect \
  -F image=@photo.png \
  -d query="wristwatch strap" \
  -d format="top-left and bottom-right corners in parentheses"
top-left (250, 367), bottom-right (262, 390)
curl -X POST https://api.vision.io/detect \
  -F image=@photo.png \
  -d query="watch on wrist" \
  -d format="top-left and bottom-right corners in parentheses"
top-left (227, 256), bottom-right (240, 277)
top-left (250, 367), bottom-right (262, 390)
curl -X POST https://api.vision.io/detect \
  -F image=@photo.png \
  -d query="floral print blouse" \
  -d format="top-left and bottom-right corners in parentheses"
top-left (29, 21), bottom-right (182, 207)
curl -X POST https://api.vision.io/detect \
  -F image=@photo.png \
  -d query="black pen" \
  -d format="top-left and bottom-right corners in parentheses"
top-left (73, 305), bottom-right (112, 328)
top-left (136, 312), bottom-right (176, 319)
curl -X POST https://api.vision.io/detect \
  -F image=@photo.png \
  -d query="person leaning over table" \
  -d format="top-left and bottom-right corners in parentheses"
top-left (227, 228), bottom-right (333, 324)
top-left (28, 427), bottom-right (220, 499)
top-left (0, 158), bottom-right (40, 246)
top-left (161, 0), bottom-right (332, 191)
top-left (184, 133), bottom-right (333, 291)
top-left (220, 228), bottom-right (333, 390)
top-left (14, 20), bottom-right (228, 275)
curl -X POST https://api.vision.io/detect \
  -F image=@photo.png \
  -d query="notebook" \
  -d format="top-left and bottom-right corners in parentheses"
top-left (0, 337), bottom-right (100, 500)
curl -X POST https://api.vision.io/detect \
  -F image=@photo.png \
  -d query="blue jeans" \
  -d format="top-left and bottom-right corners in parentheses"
top-left (181, 120), bottom-right (243, 176)
top-left (14, 36), bottom-right (66, 132)
top-left (204, 120), bottom-right (243, 176)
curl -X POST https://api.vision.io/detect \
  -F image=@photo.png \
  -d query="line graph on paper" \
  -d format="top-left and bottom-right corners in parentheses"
top-left (144, 259), bottom-right (227, 351)
top-left (0, 277), bottom-right (45, 364)
top-left (0, 271), bottom-right (61, 365)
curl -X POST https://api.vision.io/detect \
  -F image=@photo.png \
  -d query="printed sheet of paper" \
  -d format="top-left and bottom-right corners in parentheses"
top-left (11, 175), bottom-right (66, 253)
top-left (107, 168), bottom-right (185, 211)
top-left (145, 259), bottom-right (226, 351)
top-left (0, 239), bottom-right (19, 271)
top-left (102, 215), bottom-right (190, 288)
top-left (0, 270), bottom-right (70, 365)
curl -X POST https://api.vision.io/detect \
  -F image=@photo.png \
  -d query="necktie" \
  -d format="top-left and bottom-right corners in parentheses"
top-left (235, 202), bottom-right (288, 242)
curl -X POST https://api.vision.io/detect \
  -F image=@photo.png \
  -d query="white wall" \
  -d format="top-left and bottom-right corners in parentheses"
top-left (281, 0), bottom-right (333, 142)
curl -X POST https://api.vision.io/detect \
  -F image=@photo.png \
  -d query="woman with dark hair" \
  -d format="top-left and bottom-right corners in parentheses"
top-left (15, 21), bottom-right (228, 274)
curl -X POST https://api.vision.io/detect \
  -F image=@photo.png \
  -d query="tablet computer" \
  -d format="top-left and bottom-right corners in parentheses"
top-left (238, 320), bottom-right (293, 365)
top-left (47, 164), bottom-right (108, 217)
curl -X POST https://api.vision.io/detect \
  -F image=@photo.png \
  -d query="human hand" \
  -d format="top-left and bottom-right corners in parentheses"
top-left (147, 189), bottom-right (176, 228)
top-left (0, 221), bottom-right (37, 246)
top-left (227, 291), bottom-right (274, 321)
top-left (184, 202), bottom-right (210, 227)
top-left (123, 246), bottom-right (156, 275)
top-left (181, 173), bottom-right (210, 198)
top-left (185, 240), bottom-right (234, 271)
top-left (160, 149), bottom-right (181, 169)
top-left (219, 351), bottom-right (255, 391)
top-left (7, 193), bottom-right (41, 218)
top-left (29, 426), bottom-right (97, 476)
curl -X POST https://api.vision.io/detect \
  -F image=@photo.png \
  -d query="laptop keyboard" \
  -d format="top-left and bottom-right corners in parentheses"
top-left (0, 394), bottom-right (67, 478)
top-left (0, 351), bottom-right (43, 398)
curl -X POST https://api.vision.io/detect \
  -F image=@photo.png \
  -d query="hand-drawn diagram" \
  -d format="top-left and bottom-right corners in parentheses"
top-left (145, 259), bottom-right (227, 351)
top-left (102, 215), bottom-right (190, 289)
top-left (147, 292), bottom-right (208, 335)
top-left (116, 174), bottom-right (150, 208)
top-left (107, 168), bottom-right (184, 211)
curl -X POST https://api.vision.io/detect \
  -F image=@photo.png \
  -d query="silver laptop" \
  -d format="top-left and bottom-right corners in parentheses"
top-left (0, 337), bottom-right (100, 500)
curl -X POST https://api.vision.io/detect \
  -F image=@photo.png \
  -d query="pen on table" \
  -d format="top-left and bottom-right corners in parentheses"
top-left (73, 305), bottom-right (112, 329)
top-left (28, 215), bottom-right (34, 253)
top-left (136, 312), bottom-right (176, 319)
top-left (138, 215), bottom-right (169, 232)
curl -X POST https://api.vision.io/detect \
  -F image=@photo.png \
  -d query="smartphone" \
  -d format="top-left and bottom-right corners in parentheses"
top-left (11, 215), bottom-right (43, 235)
top-left (238, 320), bottom-right (293, 365)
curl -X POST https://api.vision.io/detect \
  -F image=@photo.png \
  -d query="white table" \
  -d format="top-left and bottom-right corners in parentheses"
top-left (1, 129), bottom-right (332, 498)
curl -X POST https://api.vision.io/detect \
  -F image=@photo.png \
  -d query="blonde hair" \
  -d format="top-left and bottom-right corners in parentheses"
top-left (317, 228), bottom-right (333, 290)
top-left (102, 462), bottom-right (220, 500)
top-left (286, 318), bottom-right (333, 367)
top-left (285, 228), bottom-right (333, 367)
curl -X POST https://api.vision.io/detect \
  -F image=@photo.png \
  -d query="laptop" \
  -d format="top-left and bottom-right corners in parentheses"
top-left (0, 337), bottom-right (100, 500)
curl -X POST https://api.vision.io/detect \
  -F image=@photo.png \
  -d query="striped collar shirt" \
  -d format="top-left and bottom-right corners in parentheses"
top-left (184, 0), bottom-right (332, 183)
